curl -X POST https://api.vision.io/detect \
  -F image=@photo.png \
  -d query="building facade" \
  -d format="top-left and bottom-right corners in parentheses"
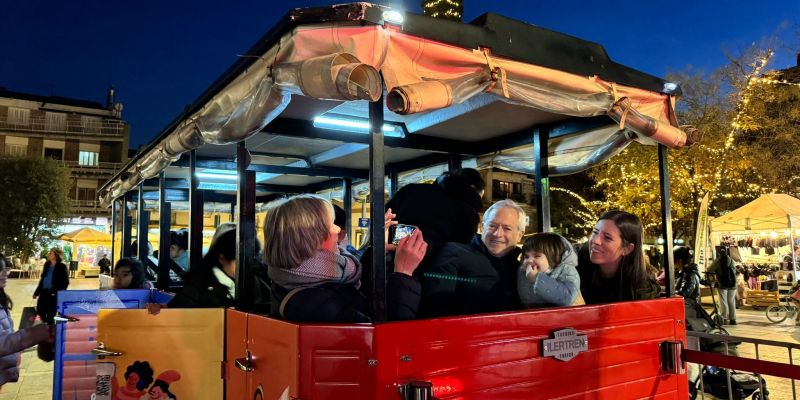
top-left (0, 87), bottom-right (129, 231)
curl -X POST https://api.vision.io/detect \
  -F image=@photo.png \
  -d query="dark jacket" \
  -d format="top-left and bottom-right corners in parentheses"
top-left (419, 235), bottom-right (522, 317)
top-left (576, 245), bottom-right (660, 304)
top-left (271, 273), bottom-right (421, 323)
top-left (676, 263), bottom-right (701, 301)
top-left (168, 266), bottom-right (235, 309)
top-left (707, 254), bottom-right (736, 289)
top-left (34, 261), bottom-right (69, 322)
top-left (387, 175), bottom-right (483, 257)
top-left (33, 261), bottom-right (69, 297)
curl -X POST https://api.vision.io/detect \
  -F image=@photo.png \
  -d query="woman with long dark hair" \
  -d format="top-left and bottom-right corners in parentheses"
top-left (577, 211), bottom-right (660, 304)
top-left (167, 229), bottom-right (237, 308)
top-left (0, 253), bottom-right (53, 389)
top-left (33, 248), bottom-right (69, 323)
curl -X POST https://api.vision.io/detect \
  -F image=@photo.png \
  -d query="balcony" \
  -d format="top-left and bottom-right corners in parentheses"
top-left (70, 200), bottom-right (108, 216)
top-left (59, 160), bottom-right (123, 176)
top-left (0, 114), bottom-right (126, 137)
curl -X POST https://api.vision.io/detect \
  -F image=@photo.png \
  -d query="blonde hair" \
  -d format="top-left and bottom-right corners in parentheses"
top-left (263, 194), bottom-right (333, 270)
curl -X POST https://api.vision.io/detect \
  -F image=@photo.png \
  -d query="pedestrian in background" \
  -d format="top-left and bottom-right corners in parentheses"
top-left (33, 248), bottom-right (69, 324)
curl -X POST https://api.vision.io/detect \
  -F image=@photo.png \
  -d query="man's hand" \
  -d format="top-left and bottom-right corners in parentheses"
top-left (394, 229), bottom-right (427, 276)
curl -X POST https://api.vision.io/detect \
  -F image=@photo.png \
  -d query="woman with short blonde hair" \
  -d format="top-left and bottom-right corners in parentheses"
top-left (264, 194), bottom-right (429, 322)
top-left (263, 195), bottom-right (334, 271)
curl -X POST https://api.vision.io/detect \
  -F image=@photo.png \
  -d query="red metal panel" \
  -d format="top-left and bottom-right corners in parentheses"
top-left (247, 315), bottom-right (301, 399)
top-left (373, 298), bottom-right (687, 399)
top-left (297, 325), bottom-right (376, 399)
top-left (226, 309), bottom-right (249, 400)
top-left (230, 298), bottom-right (687, 400)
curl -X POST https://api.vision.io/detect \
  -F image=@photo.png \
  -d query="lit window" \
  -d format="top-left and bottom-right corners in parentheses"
top-left (79, 151), bottom-right (99, 166)
top-left (4, 144), bottom-right (27, 157)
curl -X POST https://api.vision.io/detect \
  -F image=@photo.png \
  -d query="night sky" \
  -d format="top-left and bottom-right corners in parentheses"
top-left (2, 0), bottom-right (797, 148)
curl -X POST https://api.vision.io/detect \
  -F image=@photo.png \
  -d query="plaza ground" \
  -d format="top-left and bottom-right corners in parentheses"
top-left (1, 278), bottom-right (798, 399)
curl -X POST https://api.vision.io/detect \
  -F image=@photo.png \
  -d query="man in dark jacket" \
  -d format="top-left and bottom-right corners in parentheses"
top-left (707, 248), bottom-right (737, 325)
top-left (674, 246), bottom-right (701, 302)
top-left (418, 199), bottom-right (525, 317)
top-left (387, 168), bottom-right (484, 258)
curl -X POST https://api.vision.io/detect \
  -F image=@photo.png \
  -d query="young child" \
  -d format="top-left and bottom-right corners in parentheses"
top-left (517, 232), bottom-right (581, 307)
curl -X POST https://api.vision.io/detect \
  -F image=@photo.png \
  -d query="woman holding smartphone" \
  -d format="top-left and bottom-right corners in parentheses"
top-left (264, 194), bottom-right (428, 322)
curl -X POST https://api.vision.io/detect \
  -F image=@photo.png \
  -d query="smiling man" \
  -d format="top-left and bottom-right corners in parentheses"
top-left (418, 199), bottom-right (526, 317)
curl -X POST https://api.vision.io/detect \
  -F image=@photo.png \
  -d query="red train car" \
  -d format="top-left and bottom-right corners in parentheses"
top-left (227, 299), bottom-right (688, 399)
top-left (92, 3), bottom-right (697, 399)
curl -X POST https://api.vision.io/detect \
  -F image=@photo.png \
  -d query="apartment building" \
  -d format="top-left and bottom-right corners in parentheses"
top-left (0, 87), bottom-right (129, 231)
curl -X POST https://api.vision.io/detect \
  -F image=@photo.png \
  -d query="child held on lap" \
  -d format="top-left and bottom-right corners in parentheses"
top-left (517, 232), bottom-right (581, 307)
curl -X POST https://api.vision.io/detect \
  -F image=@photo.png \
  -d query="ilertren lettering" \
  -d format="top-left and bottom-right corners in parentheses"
top-left (548, 339), bottom-right (584, 352)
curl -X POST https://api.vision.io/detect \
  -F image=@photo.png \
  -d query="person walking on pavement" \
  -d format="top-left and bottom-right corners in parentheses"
top-left (33, 248), bottom-right (69, 324)
top-left (707, 247), bottom-right (738, 325)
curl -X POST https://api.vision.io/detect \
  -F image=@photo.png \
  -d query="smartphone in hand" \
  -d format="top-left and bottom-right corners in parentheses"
top-left (391, 224), bottom-right (418, 245)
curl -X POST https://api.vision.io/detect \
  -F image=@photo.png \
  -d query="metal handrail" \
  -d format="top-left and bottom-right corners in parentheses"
top-left (0, 114), bottom-right (126, 136)
top-left (686, 330), bottom-right (797, 399)
top-left (688, 330), bottom-right (800, 350)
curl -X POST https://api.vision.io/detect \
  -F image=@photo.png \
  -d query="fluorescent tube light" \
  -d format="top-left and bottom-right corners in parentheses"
top-left (313, 115), bottom-right (404, 137)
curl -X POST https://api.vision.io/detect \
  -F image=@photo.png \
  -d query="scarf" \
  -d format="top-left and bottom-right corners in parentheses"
top-left (268, 248), bottom-right (362, 290)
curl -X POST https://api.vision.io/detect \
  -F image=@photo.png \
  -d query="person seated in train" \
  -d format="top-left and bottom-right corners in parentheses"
top-left (517, 232), bottom-right (582, 308)
top-left (112, 257), bottom-right (152, 289)
top-left (167, 229), bottom-right (237, 308)
top-left (673, 246), bottom-right (701, 302)
top-left (576, 211), bottom-right (660, 304)
top-left (332, 204), bottom-right (362, 257)
top-left (386, 167), bottom-right (485, 260)
top-left (169, 230), bottom-right (189, 272)
top-left (418, 199), bottom-right (525, 318)
top-left (264, 194), bottom-right (427, 323)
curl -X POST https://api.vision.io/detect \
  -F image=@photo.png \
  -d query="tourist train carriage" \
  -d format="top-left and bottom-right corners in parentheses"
top-left (61, 3), bottom-right (700, 399)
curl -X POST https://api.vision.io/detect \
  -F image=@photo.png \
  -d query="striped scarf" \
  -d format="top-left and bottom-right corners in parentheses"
top-left (268, 248), bottom-right (361, 290)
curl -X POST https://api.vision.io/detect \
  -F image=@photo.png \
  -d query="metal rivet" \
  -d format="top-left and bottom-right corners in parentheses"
top-left (400, 355), bottom-right (411, 362)
top-left (367, 359), bottom-right (378, 367)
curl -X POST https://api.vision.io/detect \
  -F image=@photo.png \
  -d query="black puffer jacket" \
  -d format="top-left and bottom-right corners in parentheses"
top-left (676, 263), bottom-right (701, 301)
top-left (271, 273), bottom-right (421, 323)
top-left (168, 266), bottom-right (235, 309)
top-left (419, 235), bottom-right (522, 318)
top-left (387, 174), bottom-right (483, 257)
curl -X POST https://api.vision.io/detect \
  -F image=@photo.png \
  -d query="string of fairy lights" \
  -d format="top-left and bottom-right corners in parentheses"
top-left (421, 0), bottom-right (463, 21)
top-left (707, 50), bottom-right (774, 202)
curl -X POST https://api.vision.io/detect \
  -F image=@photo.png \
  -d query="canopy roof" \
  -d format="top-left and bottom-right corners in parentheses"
top-left (99, 3), bottom-right (695, 208)
top-left (710, 194), bottom-right (800, 232)
top-left (58, 227), bottom-right (112, 245)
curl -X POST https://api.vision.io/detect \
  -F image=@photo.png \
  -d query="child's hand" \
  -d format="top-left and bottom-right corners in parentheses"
top-left (146, 303), bottom-right (166, 315)
top-left (524, 263), bottom-right (539, 282)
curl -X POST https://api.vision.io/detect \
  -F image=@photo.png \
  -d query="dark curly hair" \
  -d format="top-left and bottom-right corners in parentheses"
top-left (124, 361), bottom-right (154, 391)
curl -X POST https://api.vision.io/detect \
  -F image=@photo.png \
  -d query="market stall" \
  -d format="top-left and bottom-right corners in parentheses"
top-left (57, 227), bottom-right (112, 277)
top-left (710, 193), bottom-right (800, 281)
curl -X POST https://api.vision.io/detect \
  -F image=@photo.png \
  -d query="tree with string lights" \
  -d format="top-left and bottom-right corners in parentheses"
top-left (421, 0), bottom-right (463, 22)
top-left (586, 47), bottom-right (796, 240)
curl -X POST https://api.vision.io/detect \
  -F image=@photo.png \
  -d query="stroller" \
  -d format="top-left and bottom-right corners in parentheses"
top-left (684, 299), bottom-right (769, 400)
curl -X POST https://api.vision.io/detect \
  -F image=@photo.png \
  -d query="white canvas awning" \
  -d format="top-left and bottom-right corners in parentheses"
top-left (710, 194), bottom-right (800, 233)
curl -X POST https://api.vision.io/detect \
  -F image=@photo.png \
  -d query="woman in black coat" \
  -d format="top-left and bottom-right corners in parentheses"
top-left (168, 229), bottom-right (237, 308)
top-left (33, 248), bottom-right (69, 323)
